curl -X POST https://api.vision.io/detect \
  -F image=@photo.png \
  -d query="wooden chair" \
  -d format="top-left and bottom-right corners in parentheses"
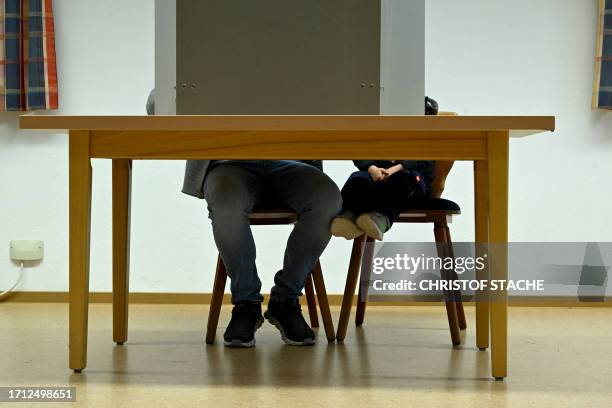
top-left (335, 115), bottom-right (467, 346)
top-left (205, 205), bottom-right (336, 344)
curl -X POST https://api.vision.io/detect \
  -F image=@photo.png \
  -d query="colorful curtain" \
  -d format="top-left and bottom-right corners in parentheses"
top-left (0, 0), bottom-right (58, 111)
top-left (594, 0), bottom-right (612, 109)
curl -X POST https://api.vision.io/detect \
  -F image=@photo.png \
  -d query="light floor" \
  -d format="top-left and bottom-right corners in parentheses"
top-left (1, 303), bottom-right (610, 408)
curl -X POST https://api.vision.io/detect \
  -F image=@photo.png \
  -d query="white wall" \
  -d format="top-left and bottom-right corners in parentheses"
top-left (1, 0), bottom-right (611, 295)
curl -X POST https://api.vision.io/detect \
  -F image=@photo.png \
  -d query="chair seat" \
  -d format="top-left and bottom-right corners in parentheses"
top-left (405, 197), bottom-right (461, 212)
top-left (396, 198), bottom-right (460, 222)
top-left (252, 203), bottom-right (294, 213)
top-left (250, 197), bottom-right (460, 222)
top-left (250, 203), bottom-right (297, 224)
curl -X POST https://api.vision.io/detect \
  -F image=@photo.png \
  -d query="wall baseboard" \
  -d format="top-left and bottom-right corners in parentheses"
top-left (2, 291), bottom-right (612, 307)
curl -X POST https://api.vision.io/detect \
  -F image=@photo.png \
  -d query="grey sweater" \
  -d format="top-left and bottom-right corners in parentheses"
top-left (146, 90), bottom-right (211, 199)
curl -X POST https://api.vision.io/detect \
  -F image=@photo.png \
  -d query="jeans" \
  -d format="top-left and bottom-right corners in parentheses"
top-left (340, 170), bottom-right (430, 226)
top-left (203, 160), bottom-right (342, 304)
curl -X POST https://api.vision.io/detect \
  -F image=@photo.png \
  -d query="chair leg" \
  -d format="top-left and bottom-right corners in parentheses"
top-left (311, 260), bottom-right (335, 342)
top-left (206, 255), bottom-right (228, 345)
top-left (355, 236), bottom-right (375, 326)
top-left (444, 224), bottom-right (467, 330)
top-left (355, 282), bottom-right (366, 327)
top-left (336, 235), bottom-right (366, 342)
top-left (434, 223), bottom-right (461, 346)
top-left (304, 273), bottom-right (319, 328)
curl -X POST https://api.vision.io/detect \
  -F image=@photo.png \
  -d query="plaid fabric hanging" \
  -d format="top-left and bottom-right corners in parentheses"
top-left (593, 0), bottom-right (612, 109)
top-left (0, 0), bottom-right (58, 111)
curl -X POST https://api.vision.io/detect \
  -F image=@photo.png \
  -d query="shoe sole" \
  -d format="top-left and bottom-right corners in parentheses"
top-left (223, 316), bottom-right (264, 348)
top-left (356, 214), bottom-right (384, 241)
top-left (331, 217), bottom-right (364, 240)
top-left (263, 311), bottom-right (315, 346)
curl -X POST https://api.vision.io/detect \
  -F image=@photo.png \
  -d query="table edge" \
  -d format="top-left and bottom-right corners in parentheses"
top-left (19, 114), bottom-right (556, 133)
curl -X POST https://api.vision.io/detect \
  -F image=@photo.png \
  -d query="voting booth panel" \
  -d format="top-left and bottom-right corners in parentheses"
top-left (155, 0), bottom-right (425, 116)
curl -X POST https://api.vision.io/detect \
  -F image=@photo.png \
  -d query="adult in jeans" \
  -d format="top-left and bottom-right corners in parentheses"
top-left (148, 92), bottom-right (341, 347)
top-left (184, 160), bottom-right (341, 347)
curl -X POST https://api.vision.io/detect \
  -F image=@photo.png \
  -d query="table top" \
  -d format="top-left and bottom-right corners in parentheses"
top-left (20, 115), bottom-right (555, 137)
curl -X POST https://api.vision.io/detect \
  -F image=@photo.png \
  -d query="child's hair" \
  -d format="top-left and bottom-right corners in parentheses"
top-left (425, 97), bottom-right (438, 115)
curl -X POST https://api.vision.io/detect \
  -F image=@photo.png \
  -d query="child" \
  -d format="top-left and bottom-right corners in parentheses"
top-left (331, 160), bottom-right (436, 240)
top-left (331, 97), bottom-right (439, 241)
top-left (331, 97), bottom-right (438, 241)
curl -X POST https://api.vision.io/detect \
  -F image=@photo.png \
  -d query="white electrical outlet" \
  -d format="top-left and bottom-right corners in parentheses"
top-left (10, 240), bottom-right (44, 261)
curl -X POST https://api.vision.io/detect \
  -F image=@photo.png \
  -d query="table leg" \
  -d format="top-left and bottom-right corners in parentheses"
top-left (474, 160), bottom-right (490, 350)
top-left (487, 131), bottom-right (509, 380)
top-left (69, 131), bottom-right (93, 372)
top-left (112, 159), bottom-right (132, 345)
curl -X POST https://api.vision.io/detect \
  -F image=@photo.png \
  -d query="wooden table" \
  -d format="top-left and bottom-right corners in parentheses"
top-left (19, 114), bottom-right (555, 379)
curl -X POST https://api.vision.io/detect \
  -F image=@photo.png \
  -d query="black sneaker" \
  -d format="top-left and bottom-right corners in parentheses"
top-left (223, 302), bottom-right (264, 348)
top-left (264, 298), bottom-right (316, 346)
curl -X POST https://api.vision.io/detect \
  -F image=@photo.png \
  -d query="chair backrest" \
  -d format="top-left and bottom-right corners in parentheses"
top-left (430, 160), bottom-right (454, 199)
top-left (429, 111), bottom-right (458, 199)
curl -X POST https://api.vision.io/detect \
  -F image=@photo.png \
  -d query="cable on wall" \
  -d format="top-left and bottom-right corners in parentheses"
top-left (0, 262), bottom-right (25, 301)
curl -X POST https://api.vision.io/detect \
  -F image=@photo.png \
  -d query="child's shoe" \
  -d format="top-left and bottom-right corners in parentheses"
top-left (331, 211), bottom-right (364, 240)
top-left (356, 212), bottom-right (390, 241)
